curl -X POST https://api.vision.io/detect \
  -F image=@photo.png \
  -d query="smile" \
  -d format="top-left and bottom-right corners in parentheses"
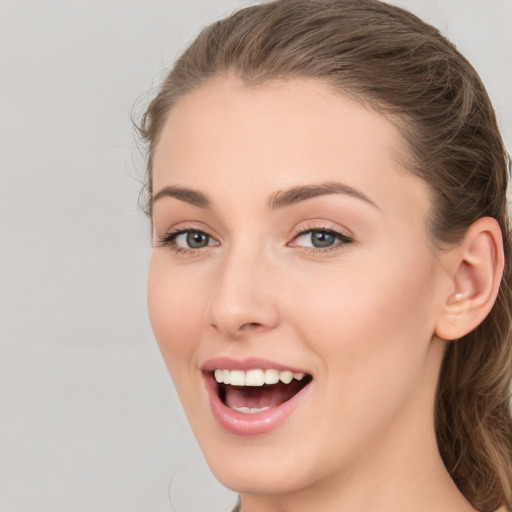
top-left (214, 369), bottom-right (310, 414)
top-left (202, 361), bottom-right (313, 435)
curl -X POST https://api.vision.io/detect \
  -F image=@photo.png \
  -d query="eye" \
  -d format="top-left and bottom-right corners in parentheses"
top-left (290, 228), bottom-right (352, 250)
top-left (175, 231), bottom-right (212, 249)
top-left (304, 231), bottom-right (337, 248)
top-left (157, 228), bottom-right (219, 253)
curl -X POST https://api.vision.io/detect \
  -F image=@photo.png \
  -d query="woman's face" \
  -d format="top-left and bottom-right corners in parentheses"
top-left (148, 78), bottom-right (449, 496)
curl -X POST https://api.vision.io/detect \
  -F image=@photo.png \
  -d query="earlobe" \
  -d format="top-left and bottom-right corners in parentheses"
top-left (435, 217), bottom-right (504, 341)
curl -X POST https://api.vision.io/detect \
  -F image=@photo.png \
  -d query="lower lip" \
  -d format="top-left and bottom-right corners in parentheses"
top-left (203, 373), bottom-right (312, 436)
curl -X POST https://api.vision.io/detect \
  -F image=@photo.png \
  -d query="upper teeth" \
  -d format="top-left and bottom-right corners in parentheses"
top-left (214, 369), bottom-right (305, 386)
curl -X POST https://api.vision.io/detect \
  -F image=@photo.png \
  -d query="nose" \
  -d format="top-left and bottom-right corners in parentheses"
top-left (206, 244), bottom-right (280, 339)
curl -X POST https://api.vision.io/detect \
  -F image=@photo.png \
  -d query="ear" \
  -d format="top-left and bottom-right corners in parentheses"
top-left (435, 217), bottom-right (504, 341)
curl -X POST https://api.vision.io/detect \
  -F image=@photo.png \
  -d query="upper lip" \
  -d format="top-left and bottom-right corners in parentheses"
top-left (201, 357), bottom-right (311, 375)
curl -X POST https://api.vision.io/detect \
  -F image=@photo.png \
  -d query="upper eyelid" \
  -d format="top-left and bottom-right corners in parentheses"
top-left (291, 229), bottom-right (352, 242)
top-left (157, 227), bottom-right (215, 244)
top-left (154, 222), bottom-right (353, 247)
top-left (288, 224), bottom-right (354, 249)
top-left (154, 228), bottom-right (218, 254)
top-left (155, 222), bottom-right (219, 240)
top-left (291, 223), bottom-right (353, 239)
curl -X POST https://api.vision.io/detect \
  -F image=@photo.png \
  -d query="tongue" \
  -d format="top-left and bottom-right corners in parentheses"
top-left (224, 381), bottom-right (302, 409)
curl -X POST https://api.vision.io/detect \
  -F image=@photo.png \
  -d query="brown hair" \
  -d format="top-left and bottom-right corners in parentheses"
top-left (138, 1), bottom-right (512, 510)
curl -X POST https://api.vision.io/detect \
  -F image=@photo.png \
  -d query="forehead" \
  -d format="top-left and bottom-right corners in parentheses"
top-left (152, 77), bottom-right (429, 220)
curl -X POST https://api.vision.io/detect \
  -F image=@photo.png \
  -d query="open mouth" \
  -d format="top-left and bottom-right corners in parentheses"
top-left (212, 368), bottom-right (313, 414)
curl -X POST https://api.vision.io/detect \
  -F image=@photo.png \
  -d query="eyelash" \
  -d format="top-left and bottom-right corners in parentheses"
top-left (156, 225), bottom-right (353, 256)
top-left (290, 225), bottom-right (353, 254)
top-left (156, 228), bottom-right (214, 256)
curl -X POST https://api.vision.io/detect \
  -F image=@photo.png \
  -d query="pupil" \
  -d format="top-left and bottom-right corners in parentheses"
top-left (187, 232), bottom-right (208, 248)
top-left (312, 231), bottom-right (335, 248)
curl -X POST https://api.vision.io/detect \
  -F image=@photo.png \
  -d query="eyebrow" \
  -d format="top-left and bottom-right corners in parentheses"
top-left (152, 185), bottom-right (210, 209)
top-left (151, 181), bottom-right (379, 211)
top-left (268, 181), bottom-right (379, 210)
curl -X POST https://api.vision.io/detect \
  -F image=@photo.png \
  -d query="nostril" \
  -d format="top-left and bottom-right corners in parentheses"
top-left (231, 322), bottom-right (266, 338)
top-left (226, 322), bottom-right (265, 337)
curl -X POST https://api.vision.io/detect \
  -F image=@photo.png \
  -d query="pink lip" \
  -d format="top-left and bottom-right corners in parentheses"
top-left (201, 358), bottom-right (313, 436)
top-left (201, 357), bottom-right (308, 374)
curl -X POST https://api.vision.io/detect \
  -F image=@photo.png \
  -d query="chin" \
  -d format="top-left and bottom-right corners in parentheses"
top-left (191, 419), bottom-right (332, 498)
top-left (204, 454), bottom-right (311, 496)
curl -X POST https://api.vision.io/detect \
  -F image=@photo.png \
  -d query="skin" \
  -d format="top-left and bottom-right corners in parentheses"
top-left (147, 77), bottom-right (481, 512)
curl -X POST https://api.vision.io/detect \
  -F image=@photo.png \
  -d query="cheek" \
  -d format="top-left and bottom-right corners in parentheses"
top-left (280, 254), bottom-right (438, 462)
top-left (284, 249), bottom-right (437, 386)
top-left (147, 255), bottom-right (205, 376)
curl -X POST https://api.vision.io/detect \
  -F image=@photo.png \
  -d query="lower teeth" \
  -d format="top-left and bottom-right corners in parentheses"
top-left (231, 406), bottom-right (271, 414)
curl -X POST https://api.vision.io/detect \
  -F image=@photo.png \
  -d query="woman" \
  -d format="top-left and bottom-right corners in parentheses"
top-left (138, 1), bottom-right (512, 511)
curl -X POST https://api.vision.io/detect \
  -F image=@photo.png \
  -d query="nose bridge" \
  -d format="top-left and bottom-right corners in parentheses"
top-left (206, 238), bottom-right (279, 337)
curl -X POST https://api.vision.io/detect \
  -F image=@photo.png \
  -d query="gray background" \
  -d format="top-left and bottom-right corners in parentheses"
top-left (0, 1), bottom-right (510, 511)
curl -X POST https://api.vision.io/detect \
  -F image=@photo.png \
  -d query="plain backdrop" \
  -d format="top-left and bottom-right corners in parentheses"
top-left (0, 1), bottom-right (511, 511)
